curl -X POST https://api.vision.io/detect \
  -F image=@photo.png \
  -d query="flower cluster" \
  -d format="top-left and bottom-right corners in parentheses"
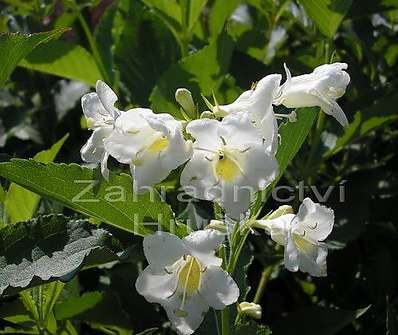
top-left (80, 63), bottom-right (348, 334)
top-left (81, 63), bottom-right (350, 219)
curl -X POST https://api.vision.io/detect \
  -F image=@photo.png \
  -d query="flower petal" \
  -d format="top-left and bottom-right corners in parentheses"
top-left (96, 80), bottom-right (118, 117)
top-left (183, 229), bottom-right (224, 267)
top-left (200, 266), bottom-right (240, 309)
top-left (295, 198), bottom-right (334, 241)
top-left (164, 293), bottom-right (209, 335)
top-left (81, 92), bottom-right (111, 127)
top-left (259, 213), bottom-right (295, 246)
top-left (284, 231), bottom-right (299, 273)
top-left (180, 151), bottom-right (219, 202)
top-left (135, 266), bottom-right (177, 303)
top-left (81, 127), bottom-right (112, 163)
top-left (186, 119), bottom-right (221, 151)
top-left (297, 242), bottom-right (328, 277)
top-left (143, 232), bottom-right (186, 269)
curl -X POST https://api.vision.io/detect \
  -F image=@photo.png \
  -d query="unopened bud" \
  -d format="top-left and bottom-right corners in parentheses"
top-left (206, 220), bottom-right (227, 234)
top-left (238, 302), bottom-right (262, 320)
top-left (267, 205), bottom-right (294, 220)
top-left (175, 88), bottom-right (197, 120)
top-left (200, 111), bottom-right (215, 119)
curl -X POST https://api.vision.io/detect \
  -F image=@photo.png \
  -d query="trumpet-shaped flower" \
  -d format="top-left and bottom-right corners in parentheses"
top-left (180, 113), bottom-right (278, 219)
top-left (255, 198), bottom-right (334, 277)
top-left (80, 80), bottom-right (121, 179)
top-left (209, 75), bottom-right (281, 153)
top-left (104, 108), bottom-right (192, 192)
top-left (136, 230), bottom-right (239, 335)
top-left (275, 63), bottom-right (350, 127)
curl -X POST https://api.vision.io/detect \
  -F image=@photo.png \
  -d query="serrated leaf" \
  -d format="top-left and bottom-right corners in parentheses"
top-left (253, 108), bottom-right (318, 213)
top-left (4, 134), bottom-right (69, 224)
top-left (298, 0), bottom-right (352, 38)
top-left (150, 34), bottom-right (234, 118)
top-left (0, 29), bottom-right (68, 86)
top-left (0, 159), bottom-right (176, 236)
top-left (0, 214), bottom-right (122, 296)
top-left (20, 281), bottom-right (65, 333)
top-left (19, 41), bottom-right (103, 86)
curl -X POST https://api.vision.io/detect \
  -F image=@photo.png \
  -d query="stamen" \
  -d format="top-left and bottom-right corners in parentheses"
top-left (219, 136), bottom-right (227, 146)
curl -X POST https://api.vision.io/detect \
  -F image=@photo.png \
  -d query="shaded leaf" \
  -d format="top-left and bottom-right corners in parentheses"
top-left (114, 0), bottom-right (180, 105)
top-left (0, 160), bottom-right (176, 236)
top-left (0, 214), bottom-right (122, 296)
top-left (327, 94), bottom-right (398, 157)
top-left (271, 305), bottom-right (370, 335)
top-left (150, 34), bottom-right (234, 118)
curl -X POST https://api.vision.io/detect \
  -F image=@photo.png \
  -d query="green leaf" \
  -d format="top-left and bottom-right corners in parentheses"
top-left (55, 291), bottom-right (103, 320)
top-left (271, 305), bottom-right (370, 335)
top-left (298, 0), bottom-right (353, 38)
top-left (327, 94), bottom-right (398, 157)
top-left (57, 291), bottom-right (132, 330)
top-left (253, 108), bottom-right (318, 213)
top-left (234, 245), bottom-right (254, 301)
top-left (0, 183), bottom-right (5, 203)
top-left (4, 134), bottom-right (69, 224)
top-left (234, 320), bottom-right (272, 335)
top-left (19, 41), bottom-right (103, 86)
top-left (180, 0), bottom-right (207, 32)
top-left (95, 3), bottom-right (118, 84)
top-left (114, 0), bottom-right (180, 105)
top-left (208, 0), bottom-right (240, 39)
top-left (150, 34), bottom-right (234, 118)
top-left (0, 214), bottom-right (122, 296)
top-left (142, 0), bottom-right (182, 34)
top-left (0, 160), bottom-right (176, 236)
top-left (20, 281), bottom-right (65, 333)
top-left (0, 29), bottom-right (68, 86)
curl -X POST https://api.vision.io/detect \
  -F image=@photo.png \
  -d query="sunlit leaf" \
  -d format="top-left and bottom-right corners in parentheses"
top-left (0, 159), bottom-right (178, 236)
top-left (4, 134), bottom-right (69, 224)
top-left (19, 41), bottom-right (103, 86)
top-left (0, 29), bottom-right (68, 86)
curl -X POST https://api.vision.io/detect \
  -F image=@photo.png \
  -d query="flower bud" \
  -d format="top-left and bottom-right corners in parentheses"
top-left (238, 302), bottom-right (262, 319)
top-left (200, 111), bottom-right (215, 119)
top-left (175, 88), bottom-right (197, 120)
top-left (267, 205), bottom-right (294, 220)
top-left (206, 220), bottom-right (227, 234)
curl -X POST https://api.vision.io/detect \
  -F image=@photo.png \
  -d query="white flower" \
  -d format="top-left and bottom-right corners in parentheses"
top-left (211, 74), bottom-right (281, 154)
top-left (180, 113), bottom-right (278, 219)
top-left (275, 63), bottom-right (350, 127)
top-left (136, 229), bottom-right (239, 335)
top-left (255, 198), bottom-right (334, 277)
top-left (104, 108), bottom-right (192, 192)
top-left (80, 80), bottom-right (121, 180)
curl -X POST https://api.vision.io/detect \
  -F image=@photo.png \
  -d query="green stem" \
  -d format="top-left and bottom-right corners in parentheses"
top-left (77, 12), bottom-right (110, 84)
top-left (221, 307), bottom-right (230, 335)
top-left (253, 266), bottom-right (273, 304)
